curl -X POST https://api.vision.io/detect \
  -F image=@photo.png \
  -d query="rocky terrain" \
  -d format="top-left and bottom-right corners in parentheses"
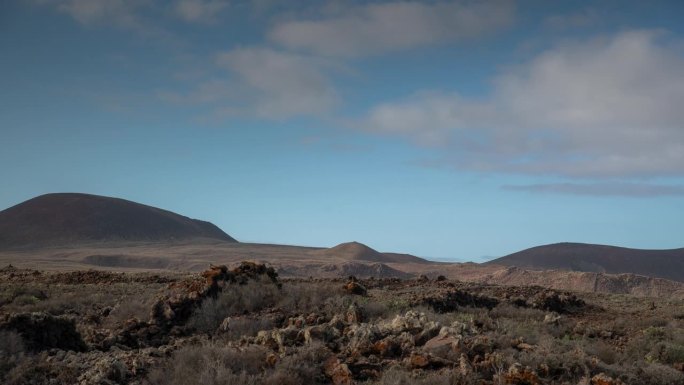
top-left (3, 240), bottom-right (684, 300)
top-left (2, 262), bottom-right (684, 385)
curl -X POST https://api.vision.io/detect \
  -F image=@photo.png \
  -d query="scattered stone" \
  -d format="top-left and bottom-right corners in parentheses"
top-left (424, 290), bottom-right (499, 313)
top-left (266, 352), bottom-right (279, 367)
top-left (289, 315), bottom-right (307, 328)
top-left (504, 363), bottom-right (539, 385)
top-left (408, 353), bottom-right (430, 368)
top-left (591, 373), bottom-right (623, 385)
top-left (423, 333), bottom-right (461, 358)
top-left (218, 317), bottom-right (232, 333)
top-left (543, 313), bottom-right (561, 324)
top-left (413, 321), bottom-right (441, 346)
top-left (324, 356), bottom-right (354, 385)
top-left (516, 342), bottom-right (535, 351)
top-left (304, 324), bottom-right (340, 345)
top-left (387, 311), bottom-right (428, 334)
top-left (329, 315), bottom-right (346, 331)
top-left (346, 324), bottom-right (381, 356)
top-left (346, 303), bottom-right (363, 324)
top-left (371, 337), bottom-right (401, 357)
top-left (344, 277), bottom-right (367, 296)
top-left (530, 291), bottom-right (585, 314)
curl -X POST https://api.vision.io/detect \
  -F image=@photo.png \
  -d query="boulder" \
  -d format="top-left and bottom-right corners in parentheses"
top-left (304, 324), bottom-right (340, 345)
top-left (344, 281), bottom-right (367, 296)
top-left (346, 324), bottom-right (382, 356)
top-left (423, 334), bottom-right (462, 358)
top-left (406, 353), bottom-right (450, 369)
top-left (387, 311), bottom-right (427, 334)
top-left (371, 336), bottom-right (401, 358)
top-left (414, 321), bottom-right (442, 346)
top-left (324, 357), bottom-right (354, 385)
top-left (274, 326), bottom-right (303, 350)
top-left (255, 330), bottom-right (279, 351)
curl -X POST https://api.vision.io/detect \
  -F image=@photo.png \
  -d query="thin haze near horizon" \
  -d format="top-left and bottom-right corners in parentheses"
top-left (2, 0), bottom-right (684, 262)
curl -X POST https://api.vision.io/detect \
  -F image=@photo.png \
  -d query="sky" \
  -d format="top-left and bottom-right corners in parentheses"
top-left (2, 0), bottom-right (684, 261)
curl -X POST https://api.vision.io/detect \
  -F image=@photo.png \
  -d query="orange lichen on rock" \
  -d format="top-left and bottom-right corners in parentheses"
top-left (591, 373), bottom-right (624, 385)
top-left (324, 356), bottom-right (354, 385)
top-left (504, 363), bottom-right (540, 385)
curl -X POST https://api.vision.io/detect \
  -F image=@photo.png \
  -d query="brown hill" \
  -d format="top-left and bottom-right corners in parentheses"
top-left (0, 193), bottom-right (236, 248)
top-left (311, 241), bottom-right (428, 264)
top-left (488, 242), bottom-right (684, 282)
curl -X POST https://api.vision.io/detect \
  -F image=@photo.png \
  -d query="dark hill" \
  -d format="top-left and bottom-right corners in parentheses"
top-left (312, 241), bottom-right (429, 264)
top-left (488, 242), bottom-right (684, 282)
top-left (0, 193), bottom-right (236, 248)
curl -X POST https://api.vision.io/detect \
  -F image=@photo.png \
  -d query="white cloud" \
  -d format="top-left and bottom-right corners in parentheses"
top-left (363, 30), bottom-right (684, 178)
top-left (214, 48), bottom-right (338, 119)
top-left (56, 0), bottom-right (140, 25)
top-left (269, 1), bottom-right (514, 57)
top-left (34, 0), bottom-right (171, 36)
top-left (503, 183), bottom-right (684, 197)
top-left (173, 0), bottom-right (229, 24)
top-left (543, 8), bottom-right (599, 30)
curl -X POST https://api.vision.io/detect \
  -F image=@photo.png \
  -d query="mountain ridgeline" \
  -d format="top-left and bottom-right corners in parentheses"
top-left (489, 242), bottom-right (684, 282)
top-left (0, 193), bottom-right (236, 248)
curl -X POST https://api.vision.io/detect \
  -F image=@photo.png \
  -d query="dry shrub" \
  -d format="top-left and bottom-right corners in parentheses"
top-left (146, 341), bottom-right (330, 385)
top-left (222, 317), bottom-right (275, 340)
top-left (189, 278), bottom-right (281, 333)
top-left (0, 331), bottom-right (25, 380)
top-left (360, 299), bottom-right (397, 321)
top-left (263, 342), bottom-right (329, 385)
top-left (105, 297), bottom-right (156, 325)
top-left (3, 356), bottom-right (79, 385)
top-left (146, 344), bottom-right (268, 385)
top-left (371, 366), bottom-right (478, 385)
top-left (278, 281), bottom-right (349, 315)
top-left (637, 363), bottom-right (684, 385)
top-left (490, 303), bottom-right (546, 321)
top-left (583, 339), bottom-right (618, 365)
top-left (646, 341), bottom-right (684, 365)
top-left (494, 318), bottom-right (544, 345)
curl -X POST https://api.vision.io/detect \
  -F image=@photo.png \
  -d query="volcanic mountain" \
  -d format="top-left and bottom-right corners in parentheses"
top-left (0, 193), bottom-right (236, 248)
top-left (488, 242), bottom-right (684, 282)
top-left (311, 241), bottom-right (428, 264)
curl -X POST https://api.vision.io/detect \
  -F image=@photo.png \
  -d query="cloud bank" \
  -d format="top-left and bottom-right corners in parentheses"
top-left (364, 30), bottom-right (684, 178)
top-left (503, 183), bottom-right (684, 197)
top-left (269, 1), bottom-right (515, 57)
top-left (214, 48), bottom-right (338, 119)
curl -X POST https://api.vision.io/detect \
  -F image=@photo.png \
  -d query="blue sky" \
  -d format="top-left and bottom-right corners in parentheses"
top-left (2, 0), bottom-right (684, 261)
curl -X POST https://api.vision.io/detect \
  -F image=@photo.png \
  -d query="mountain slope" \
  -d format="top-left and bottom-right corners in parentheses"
top-left (488, 242), bottom-right (684, 282)
top-left (311, 241), bottom-right (429, 264)
top-left (0, 193), bottom-right (236, 248)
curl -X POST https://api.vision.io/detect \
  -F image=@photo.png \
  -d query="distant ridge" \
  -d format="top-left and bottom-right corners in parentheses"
top-left (488, 242), bottom-right (684, 282)
top-left (0, 193), bottom-right (236, 248)
top-left (312, 241), bottom-right (428, 264)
